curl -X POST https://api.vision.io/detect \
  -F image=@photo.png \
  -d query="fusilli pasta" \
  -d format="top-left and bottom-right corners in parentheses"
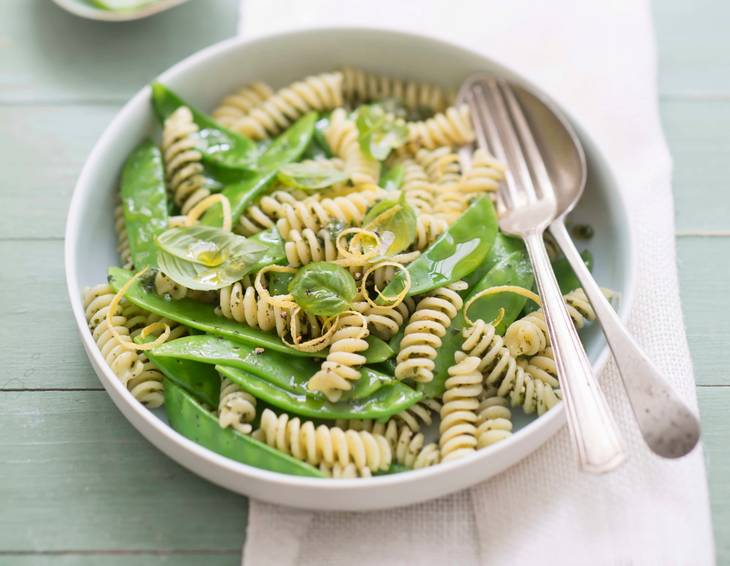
top-left (154, 271), bottom-right (189, 300)
top-left (439, 354), bottom-right (482, 462)
top-left (114, 203), bottom-right (133, 269)
top-left (354, 295), bottom-right (416, 340)
top-left (395, 281), bottom-right (467, 383)
top-left (475, 389), bottom-right (513, 448)
top-left (212, 82), bottom-right (273, 128)
top-left (229, 72), bottom-right (343, 140)
top-left (399, 158), bottom-right (436, 214)
top-left (407, 104), bottom-right (475, 150)
top-left (396, 398), bottom-right (443, 432)
top-left (414, 213), bottom-right (448, 250)
top-left (325, 108), bottom-right (380, 185)
top-left (126, 354), bottom-right (166, 408)
top-left (459, 148), bottom-right (505, 196)
top-left (218, 377), bottom-right (257, 434)
top-left (415, 147), bottom-right (461, 186)
top-left (254, 408), bottom-right (392, 475)
top-left (284, 227), bottom-right (340, 267)
top-left (276, 185), bottom-right (385, 240)
top-left (307, 312), bottom-right (369, 402)
top-left (218, 278), bottom-right (323, 341)
top-left (504, 288), bottom-right (601, 357)
top-left (237, 189), bottom-right (306, 236)
top-left (340, 66), bottom-right (454, 114)
top-left (461, 319), bottom-right (560, 416)
top-left (84, 284), bottom-right (143, 386)
top-left (335, 416), bottom-right (440, 469)
top-left (161, 106), bottom-right (209, 214)
top-left (415, 147), bottom-right (468, 222)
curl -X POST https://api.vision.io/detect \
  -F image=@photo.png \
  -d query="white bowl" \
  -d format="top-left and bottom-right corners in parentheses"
top-left (65, 27), bottom-right (635, 511)
top-left (52, 0), bottom-right (190, 22)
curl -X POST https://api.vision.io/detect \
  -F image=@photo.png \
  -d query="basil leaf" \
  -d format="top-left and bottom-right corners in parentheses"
top-left (362, 192), bottom-right (417, 255)
top-left (155, 227), bottom-right (275, 291)
top-left (356, 105), bottom-right (408, 161)
top-left (288, 262), bottom-right (357, 316)
top-left (277, 162), bottom-right (348, 191)
top-left (373, 98), bottom-right (434, 122)
top-left (247, 227), bottom-right (287, 272)
top-left (156, 226), bottom-right (239, 267)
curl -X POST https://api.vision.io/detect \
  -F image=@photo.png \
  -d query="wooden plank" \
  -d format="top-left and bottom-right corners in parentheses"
top-left (0, 239), bottom-right (109, 389)
top-left (654, 0), bottom-right (730, 95)
top-left (0, 390), bottom-right (246, 553)
top-left (1, 554), bottom-right (238, 566)
top-left (677, 236), bottom-right (730, 386)
top-left (697, 387), bottom-right (730, 565)
top-left (0, 104), bottom-right (118, 240)
top-left (660, 99), bottom-right (730, 233)
top-left (0, 0), bottom-right (238, 103)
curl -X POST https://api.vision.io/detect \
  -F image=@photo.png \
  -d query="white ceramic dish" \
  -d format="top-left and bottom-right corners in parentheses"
top-left (65, 28), bottom-right (635, 511)
top-left (52, 0), bottom-right (190, 22)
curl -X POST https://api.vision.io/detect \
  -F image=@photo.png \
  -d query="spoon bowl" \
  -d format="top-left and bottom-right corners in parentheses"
top-left (510, 85), bottom-right (586, 218)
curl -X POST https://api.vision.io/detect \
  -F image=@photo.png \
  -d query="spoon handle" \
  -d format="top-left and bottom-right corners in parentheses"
top-left (523, 232), bottom-right (626, 474)
top-left (549, 220), bottom-right (701, 458)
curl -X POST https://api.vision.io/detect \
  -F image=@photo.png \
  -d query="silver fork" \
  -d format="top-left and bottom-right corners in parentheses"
top-left (459, 77), bottom-right (626, 474)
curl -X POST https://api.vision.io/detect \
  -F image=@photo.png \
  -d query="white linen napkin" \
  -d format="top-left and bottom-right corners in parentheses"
top-left (238, 1), bottom-right (715, 564)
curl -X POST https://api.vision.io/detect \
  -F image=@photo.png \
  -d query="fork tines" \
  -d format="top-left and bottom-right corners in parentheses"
top-left (457, 75), bottom-right (556, 213)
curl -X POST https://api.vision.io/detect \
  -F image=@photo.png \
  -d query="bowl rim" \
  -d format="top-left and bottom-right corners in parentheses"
top-left (51, 0), bottom-right (190, 22)
top-left (65, 25), bottom-right (637, 496)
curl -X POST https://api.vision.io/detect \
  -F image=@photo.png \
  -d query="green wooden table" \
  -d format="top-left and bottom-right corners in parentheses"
top-left (0, 1), bottom-right (726, 563)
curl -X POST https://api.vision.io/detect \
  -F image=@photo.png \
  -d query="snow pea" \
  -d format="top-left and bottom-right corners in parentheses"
top-left (380, 163), bottom-right (406, 191)
top-left (419, 250), bottom-right (534, 399)
top-left (151, 335), bottom-right (396, 400)
top-left (521, 249), bottom-right (594, 315)
top-left (256, 113), bottom-right (317, 172)
top-left (165, 380), bottom-right (324, 478)
top-left (554, 249), bottom-right (593, 294)
top-left (246, 227), bottom-right (286, 273)
top-left (380, 197), bottom-right (498, 299)
top-left (301, 114), bottom-right (333, 160)
top-left (202, 113), bottom-right (316, 227)
top-left (119, 140), bottom-right (168, 269)
top-left (465, 250), bottom-right (534, 332)
top-left (108, 268), bottom-right (393, 361)
top-left (462, 232), bottom-right (525, 291)
top-left (364, 336), bottom-right (393, 363)
top-left (217, 365), bottom-right (422, 421)
top-left (146, 351), bottom-right (220, 408)
top-left (109, 267), bottom-right (314, 357)
top-left (372, 358), bottom-right (398, 377)
top-left (201, 170), bottom-right (275, 227)
top-left (151, 82), bottom-right (258, 171)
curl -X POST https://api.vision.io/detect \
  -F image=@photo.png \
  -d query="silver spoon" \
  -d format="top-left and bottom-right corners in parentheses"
top-left (461, 77), bottom-right (626, 473)
top-left (508, 83), bottom-right (701, 458)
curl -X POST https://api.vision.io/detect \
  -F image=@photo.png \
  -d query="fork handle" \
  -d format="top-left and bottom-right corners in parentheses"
top-left (523, 232), bottom-right (626, 473)
top-left (549, 221), bottom-right (700, 458)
